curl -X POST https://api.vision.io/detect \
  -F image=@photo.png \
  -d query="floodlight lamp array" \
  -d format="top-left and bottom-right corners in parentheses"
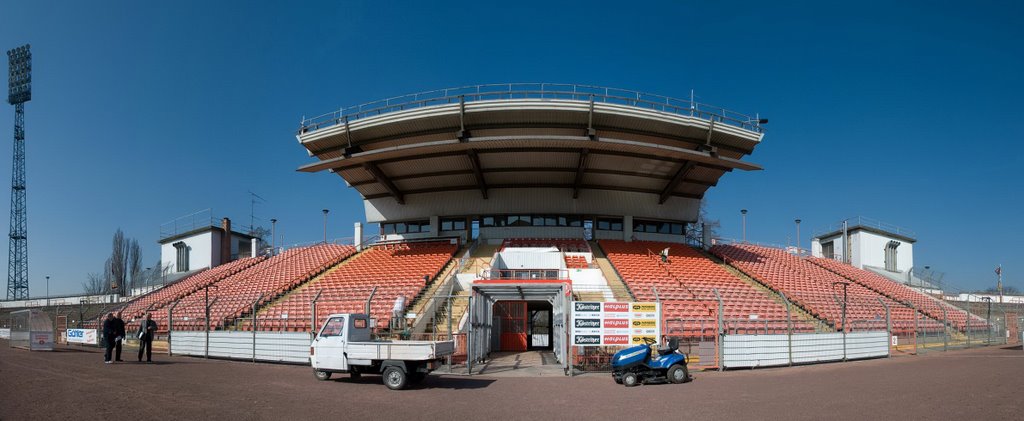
top-left (7, 44), bottom-right (32, 104)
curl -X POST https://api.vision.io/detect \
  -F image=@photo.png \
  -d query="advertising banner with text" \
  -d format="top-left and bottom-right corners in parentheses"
top-left (571, 301), bottom-right (660, 346)
top-left (66, 329), bottom-right (99, 345)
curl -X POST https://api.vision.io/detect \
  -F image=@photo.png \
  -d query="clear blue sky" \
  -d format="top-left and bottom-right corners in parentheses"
top-left (1, 1), bottom-right (1020, 296)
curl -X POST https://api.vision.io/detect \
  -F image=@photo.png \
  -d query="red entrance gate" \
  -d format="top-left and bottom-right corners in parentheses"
top-left (496, 301), bottom-right (528, 352)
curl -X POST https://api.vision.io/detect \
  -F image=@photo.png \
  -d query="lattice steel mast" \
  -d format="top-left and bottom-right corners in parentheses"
top-left (7, 45), bottom-right (31, 300)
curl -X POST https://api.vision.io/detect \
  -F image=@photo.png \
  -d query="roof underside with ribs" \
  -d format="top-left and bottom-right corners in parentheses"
top-left (295, 86), bottom-right (764, 210)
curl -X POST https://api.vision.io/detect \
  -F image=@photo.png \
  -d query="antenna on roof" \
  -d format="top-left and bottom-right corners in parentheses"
top-left (248, 191), bottom-right (267, 235)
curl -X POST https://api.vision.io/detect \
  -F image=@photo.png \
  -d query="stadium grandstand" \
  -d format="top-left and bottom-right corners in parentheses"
top-left (5, 84), bottom-right (1017, 374)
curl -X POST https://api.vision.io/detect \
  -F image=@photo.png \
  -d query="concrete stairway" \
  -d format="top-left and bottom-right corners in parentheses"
top-left (589, 241), bottom-right (635, 301)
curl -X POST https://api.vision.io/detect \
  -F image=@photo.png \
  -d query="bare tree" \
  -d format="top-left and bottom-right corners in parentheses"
top-left (128, 239), bottom-right (142, 292)
top-left (685, 201), bottom-right (720, 245)
top-left (82, 273), bottom-right (106, 294)
top-left (109, 229), bottom-right (128, 293)
top-left (102, 258), bottom-right (113, 294)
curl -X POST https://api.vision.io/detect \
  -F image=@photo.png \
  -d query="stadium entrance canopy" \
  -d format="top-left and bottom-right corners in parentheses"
top-left (295, 84), bottom-right (764, 224)
top-left (464, 280), bottom-right (570, 375)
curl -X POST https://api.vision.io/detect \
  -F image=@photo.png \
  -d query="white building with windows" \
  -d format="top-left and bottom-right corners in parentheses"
top-left (159, 217), bottom-right (259, 274)
top-left (811, 217), bottom-right (916, 278)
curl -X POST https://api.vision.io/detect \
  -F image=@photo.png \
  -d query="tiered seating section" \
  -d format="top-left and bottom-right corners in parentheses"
top-left (153, 244), bottom-right (356, 332)
top-left (565, 256), bottom-right (589, 269)
top-left (119, 257), bottom-right (263, 324)
top-left (256, 241), bottom-right (458, 331)
top-left (711, 244), bottom-right (944, 333)
top-left (808, 257), bottom-right (988, 331)
top-left (600, 240), bottom-right (812, 336)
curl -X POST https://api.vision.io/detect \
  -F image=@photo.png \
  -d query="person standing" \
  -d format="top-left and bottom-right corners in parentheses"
top-left (392, 294), bottom-right (407, 329)
top-left (136, 313), bottom-right (158, 363)
top-left (112, 311), bottom-right (126, 362)
top-left (101, 313), bottom-right (116, 364)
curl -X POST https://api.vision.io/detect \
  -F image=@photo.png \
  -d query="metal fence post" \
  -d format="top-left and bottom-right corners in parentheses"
top-left (781, 292), bottom-right (793, 366)
top-left (999, 307), bottom-right (1008, 345)
top-left (311, 289), bottom-right (323, 333)
top-left (364, 286), bottom-right (376, 326)
top-left (466, 290), bottom-right (475, 375)
top-left (205, 297), bottom-right (218, 359)
top-left (911, 304), bottom-right (919, 355)
top-left (168, 300), bottom-right (179, 357)
top-left (713, 288), bottom-right (723, 371)
top-left (941, 305), bottom-right (948, 352)
top-left (252, 294), bottom-right (262, 363)
top-left (878, 298), bottom-right (890, 357)
top-left (965, 296), bottom-right (972, 349)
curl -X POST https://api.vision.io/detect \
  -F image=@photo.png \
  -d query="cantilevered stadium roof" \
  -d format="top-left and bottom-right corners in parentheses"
top-left (295, 84), bottom-right (764, 220)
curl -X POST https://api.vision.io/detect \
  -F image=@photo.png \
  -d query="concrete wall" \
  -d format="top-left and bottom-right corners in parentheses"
top-left (479, 226), bottom-right (584, 240)
top-left (364, 189), bottom-right (700, 223)
top-left (632, 232), bottom-right (686, 243)
top-left (161, 231), bottom-right (215, 274)
top-left (856, 231), bottom-right (914, 272)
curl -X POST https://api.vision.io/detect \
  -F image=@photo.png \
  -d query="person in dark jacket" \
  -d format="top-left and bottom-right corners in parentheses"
top-left (111, 311), bottom-right (126, 362)
top-left (101, 313), bottom-right (116, 364)
top-left (137, 313), bottom-right (158, 362)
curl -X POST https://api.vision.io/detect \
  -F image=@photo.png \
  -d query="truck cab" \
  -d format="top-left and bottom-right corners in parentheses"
top-left (311, 313), bottom-right (455, 390)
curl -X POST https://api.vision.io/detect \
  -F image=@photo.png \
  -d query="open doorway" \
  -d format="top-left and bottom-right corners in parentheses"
top-left (528, 301), bottom-right (552, 350)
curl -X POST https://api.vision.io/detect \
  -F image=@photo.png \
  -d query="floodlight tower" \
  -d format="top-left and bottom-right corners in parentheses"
top-left (6, 44), bottom-right (31, 300)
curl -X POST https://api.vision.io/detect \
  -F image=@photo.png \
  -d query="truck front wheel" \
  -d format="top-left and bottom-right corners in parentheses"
top-left (383, 366), bottom-right (408, 390)
top-left (314, 369), bottom-right (331, 381)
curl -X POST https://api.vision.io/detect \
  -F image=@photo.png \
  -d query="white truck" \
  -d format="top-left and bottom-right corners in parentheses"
top-left (311, 313), bottom-right (455, 390)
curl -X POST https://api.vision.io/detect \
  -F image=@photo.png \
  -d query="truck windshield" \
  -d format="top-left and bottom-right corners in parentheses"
top-left (321, 317), bottom-right (345, 337)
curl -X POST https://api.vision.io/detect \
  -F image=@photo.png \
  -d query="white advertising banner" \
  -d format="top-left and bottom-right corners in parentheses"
top-left (0, 328), bottom-right (10, 339)
top-left (29, 331), bottom-right (54, 351)
top-left (571, 301), bottom-right (661, 346)
top-left (66, 329), bottom-right (99, 345)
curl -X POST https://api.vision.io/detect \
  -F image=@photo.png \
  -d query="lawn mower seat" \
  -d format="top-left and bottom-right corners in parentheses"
top-left (657, 338), bottom-right (679, 356)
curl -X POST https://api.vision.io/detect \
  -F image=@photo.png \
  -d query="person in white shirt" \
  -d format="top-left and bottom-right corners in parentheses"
top-left (392, 294), bottom-right (407, 327)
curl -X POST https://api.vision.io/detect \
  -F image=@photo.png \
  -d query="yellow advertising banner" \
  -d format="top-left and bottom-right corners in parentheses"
top-left (630, 302), bottom-right (657, 313)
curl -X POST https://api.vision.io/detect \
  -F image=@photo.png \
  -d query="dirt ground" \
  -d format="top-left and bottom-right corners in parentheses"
top-left (1, 341), bottom-right (1021, 420)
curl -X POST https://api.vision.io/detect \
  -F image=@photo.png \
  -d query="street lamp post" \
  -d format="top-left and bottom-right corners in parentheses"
top-left (145, 268), bottom-right (151, 290)
top-left (45, 276), bottom-right (49, 307)
top-left (322, 209), bottom-right (329, 244)
top-left (270, 218), bottom-right (277, 256)
top-left (741, 209), bottom-right (748, 243)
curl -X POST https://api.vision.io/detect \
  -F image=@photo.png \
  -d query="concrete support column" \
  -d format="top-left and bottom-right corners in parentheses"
top-left (702, 223), bottom-right (711, 250)
top-left (430, 216), bottom-right (440, 238)
top-left (623, 216), bottom-right (633, 242)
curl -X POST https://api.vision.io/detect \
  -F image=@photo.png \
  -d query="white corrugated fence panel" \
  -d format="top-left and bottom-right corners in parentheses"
top-left (170, 331), bottom-right (311, 364)
top-left (845, 331), bottom-right (889, 359)
top-left (722, 331), bottom-right (889, 368)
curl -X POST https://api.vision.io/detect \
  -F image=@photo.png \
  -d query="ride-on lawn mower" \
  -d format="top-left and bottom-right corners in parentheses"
top-left (611, 337), bottom-right (690, 387)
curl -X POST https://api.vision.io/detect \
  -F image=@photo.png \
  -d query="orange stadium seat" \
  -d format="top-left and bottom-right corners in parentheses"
top-left (600, 240), bottom-right (814, 337)
top-left (256, 241), bottom-right (458, 331)
top-left (709, 244), bottom-right (948, 334)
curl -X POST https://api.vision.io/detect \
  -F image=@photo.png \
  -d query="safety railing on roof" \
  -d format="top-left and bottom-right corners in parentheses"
top-left (159, 209), bottom-right (216, 240)
top-left (299, 83), bottom-right (764, 135)
top-left (811, 216), bottom-right (917, 239)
